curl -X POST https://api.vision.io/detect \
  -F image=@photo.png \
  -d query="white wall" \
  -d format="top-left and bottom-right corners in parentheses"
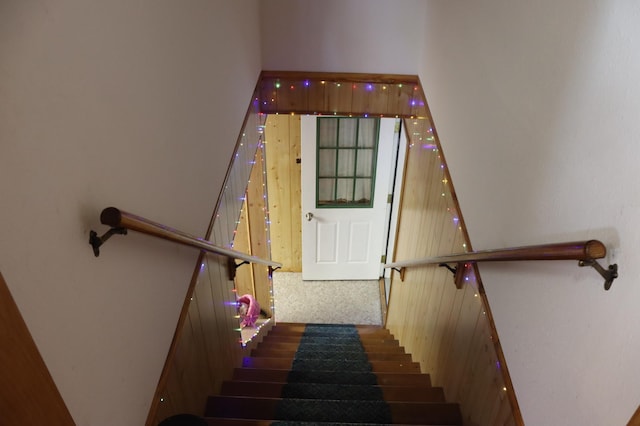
top-left (260, 0), bottom-right (428, 75)
top-left (261, 0), bottom-right (640, 424)
top-left (419, 1), bottom-right (640, 425)
top-left (0, 1), bottom-right (261, 424)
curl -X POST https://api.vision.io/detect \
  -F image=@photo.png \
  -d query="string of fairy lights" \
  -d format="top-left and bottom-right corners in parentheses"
top-left (158, 81), bottom-right (510, 411)
top-left (261, 78), bottom-right (426, 119)
top-left (405, 117), bottom-right (509, 395)
top-left (210, 82), bottom-right (509, 394)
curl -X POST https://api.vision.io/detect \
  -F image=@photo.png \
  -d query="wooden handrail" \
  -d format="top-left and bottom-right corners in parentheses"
top-left (90, 207), bottom-right (282, 278)
top-left (385, 240), bottom-right (618, 290)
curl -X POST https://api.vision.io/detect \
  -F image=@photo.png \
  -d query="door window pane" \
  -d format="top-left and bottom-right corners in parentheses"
top-left (316, 117), bottom-right (379, 208)
top-left (337, 149), bottom-right (355, 177)
top-left (318, 150), bottom-right (336, 177)
top-left (318, 178), bottom-right (335, 204)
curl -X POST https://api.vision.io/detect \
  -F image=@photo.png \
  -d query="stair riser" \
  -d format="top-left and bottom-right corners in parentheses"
top-left (267, 327), bottom-right (392, 337)
top-left (242, 357), bottom-right (422, 373)
top-left (255, 342), bottom-right (407, 353)
top-left (205, 396), bottom-right (462, 425)
top-left (260, 335), bottom-right (400, 345)
top-left (209, 324), bottom-right (461, 425)
top-left (220, 381), bottom-right (446, 402)
top-left (250, 349), bottom-right (413, 362)
top-left (231, 368), bottom-right (433, 387)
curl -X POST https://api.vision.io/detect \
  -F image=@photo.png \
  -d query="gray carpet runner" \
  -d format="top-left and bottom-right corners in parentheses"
top-left (274, 324), bottom-right (392, 424)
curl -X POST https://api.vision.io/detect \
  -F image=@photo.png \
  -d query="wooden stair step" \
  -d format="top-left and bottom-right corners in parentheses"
top-left (250, 348), bottom-right (413, 362)
top-left (204, 419), bottom-right (423, 426)
top-left (255, 341), bottom-right (407, 353)
top-left (267, 324), bottom-right (391, 336)
top-left (204, 420), bottom-right (272, 426)
top-left (242, 357), bottom-right (422, 373)
top-left (220, 380), bottom-right (446, 402)
top-left (260, 334), bottom-right (401, 345)
top-left (231, 368), bottom-right (433, 387)
top-left (205, 395), bottom-right (462, 425)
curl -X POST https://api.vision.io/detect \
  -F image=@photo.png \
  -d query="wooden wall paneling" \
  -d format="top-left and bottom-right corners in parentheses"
top-left (288, 115), bottom-right (302, 271)
top-left (431, 230), bottom-right (467, 385)
top-left (247, 148), bottom-right (272, 315)
top-left (383, 106), bottom-right (519, 424)
top-left (258, 72), bottom-right (426, 118)
top-left (233, 198), bottom-right (256, 298)
top-left (424, 212), bottom-right (462, 374)
top-left (258, 79), bottom-right (276, 112)
top-left (474, 354), bottom-right (503, 425)
top-left (155, 368), bottom-right (177, 421)
top-left (369, 83), bottom-right (390, 114)
top-left (219, 257), bottom-right (246, 363)
top-left (165, 313), bottom-right (197, 416)
top-left (400, 195), bottom-right (430, 349)
top-left (152, 95), bottom-right (267, 424)
top-left (415, 176), bottom-right (451, 363)
top-left (181, 310), bottom-right (212, 411)
top-left (442, 285), bottom-right (482, 401)
top-left (496, 390), bottom-right (518, 426)
top-left (456, 305), bottom-right (490, 423)
top-left (326, 82), bottom-right (353, 114)
top-left (388, 84), bottom-right (411, 117)
top-left (264, 115), bottom-right (302, 272)
top-left (0, 272), bottom-right (75, 426)
top-left (281, 79), bottom-right (307, 113)
top-left (479, 387), bottom-right (502, 426)
top-left (427, 270), bottom-right (460, 383)
top-left (208, 253), bottom-right (241, 374)
top-left (411, 186), bottom-right (442, 353)
top-left (350, 82), bottom-right (373, 115)
top-left (265, 115), bottom-right (294, 271)
top-left (415, 232), bottom-right (445, 366)
top-left (419, 267), bottom-right (447, 370)
top-left (404, 145), bottom-right (445, 352)
top-left (420, 186), bottom-right (457, 363)
top-left (386, 136), bottom-right (435, 343)
top-left (307, 80), bottom-right (327, 114)
top-left (629, 406), bottom-right (640, 426)
top-left (194, 262), bottom-right (224, 396)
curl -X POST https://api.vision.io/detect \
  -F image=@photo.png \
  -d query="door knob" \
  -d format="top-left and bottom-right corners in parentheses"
top-left (305, 212), bottom-right (314, 221)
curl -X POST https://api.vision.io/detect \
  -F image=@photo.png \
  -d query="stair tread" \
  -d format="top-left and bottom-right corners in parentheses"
top-left (251, 349), bottom-right (413, 361)
top-left (242, 357), bottom-right (421, 373)
top-left (210, 324), bottom-right (460, 425)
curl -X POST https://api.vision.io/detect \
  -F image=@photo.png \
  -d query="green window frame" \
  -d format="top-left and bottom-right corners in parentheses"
top-left (316, 117), bottom-right (380, 208)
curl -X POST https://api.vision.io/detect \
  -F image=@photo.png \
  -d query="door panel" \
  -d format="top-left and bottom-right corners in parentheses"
top-left (347, 222), bottom-right (371, 263)
top-left (316, 221), bottom-right (338, 263)
top-left (301, 117), bottom-right (396, 280)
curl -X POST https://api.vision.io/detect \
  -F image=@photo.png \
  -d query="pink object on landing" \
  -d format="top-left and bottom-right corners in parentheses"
top-left (237, 294), bottom-right (260, 328)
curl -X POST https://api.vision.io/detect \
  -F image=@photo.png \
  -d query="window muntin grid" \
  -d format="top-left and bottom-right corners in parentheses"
top-left (316, 117), bottom-right (380, 208)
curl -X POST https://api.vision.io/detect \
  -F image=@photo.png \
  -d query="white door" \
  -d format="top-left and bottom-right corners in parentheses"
top-left (301, 116), bottom-right (396, 280)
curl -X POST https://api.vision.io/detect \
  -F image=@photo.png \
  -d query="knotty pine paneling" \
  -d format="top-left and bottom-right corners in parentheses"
top-left (232, 200), bottom-right (255, 298)
top-left (386, 118), bottom-right (519, 426)
top-left (258, 71), bottom-right (426, 118)
top-left (246, 147), bottom-right (274, 315)
top-left (264, 114), bottom-right (302, 272)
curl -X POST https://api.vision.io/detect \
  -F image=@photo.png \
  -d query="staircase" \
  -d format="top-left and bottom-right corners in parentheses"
top-left (204, 323), bottom-right (462, 425)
